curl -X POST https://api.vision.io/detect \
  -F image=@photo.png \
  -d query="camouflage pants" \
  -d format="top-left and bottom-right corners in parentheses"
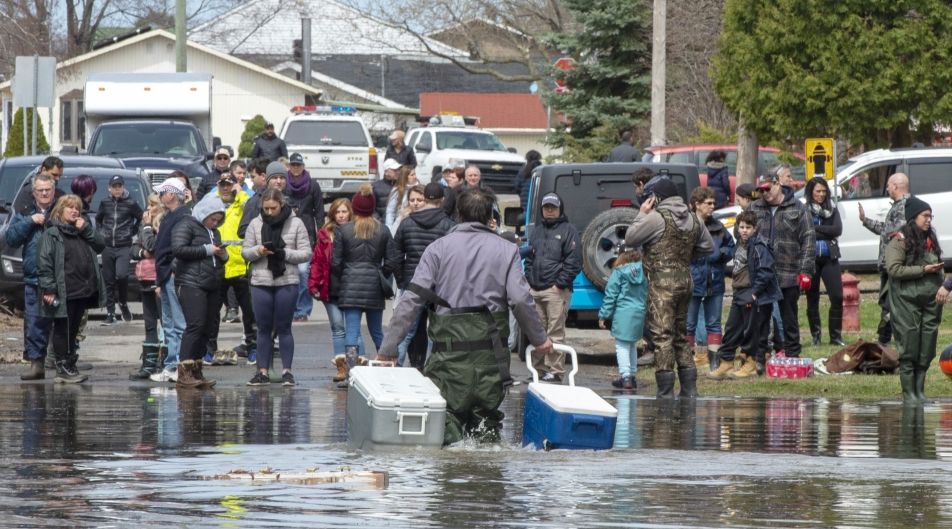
top-left (645, 277), bottom-right (693, 372)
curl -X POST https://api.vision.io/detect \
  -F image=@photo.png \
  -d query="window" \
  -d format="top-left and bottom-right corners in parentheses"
top-left (282, 121), bottom-right (368, 147)
top-left (908, 160), bottom-right (952, 195)
top-left (838, 161), bottom-right (898, 200)
top-left (61, 100), bottom-right (72, 143)
top-left (406, 130), bottom-right (419, 149)
top-left (666, 151), bottom-right (693, 165)
top-left (416, 131), bottom-right (432, 151)
top-left (59, 96), bottom-right (84, 146)
top-left (434, 131), bottom-right (506, 151)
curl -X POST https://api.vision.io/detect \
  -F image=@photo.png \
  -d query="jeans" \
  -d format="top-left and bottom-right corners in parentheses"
top-left (397, 312), bottom-right (429, 367)
top-left (252, 285), bottom-right (297, 371)
top-left (294, 262), bottom-right (313, 319)
top-left (343, 308), bottom-right (384, 355)
top-left (615, 339), bottom-right (638, 377)
top-left (324, 302), bottom-right (364, 356)
top-left (23, 284), bottom-right (52, 360)
top-left (101, 245), bottom-right (132, 313)
top-left (686, 294), bottom-right (724, 339)
top-left (159, 277), bottom-right (185, 371)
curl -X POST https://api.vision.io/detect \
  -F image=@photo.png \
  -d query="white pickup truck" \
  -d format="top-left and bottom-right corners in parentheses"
top-left (278, 105), bottom-right (379, 199)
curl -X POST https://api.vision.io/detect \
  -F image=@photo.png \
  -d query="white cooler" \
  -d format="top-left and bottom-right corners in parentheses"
top-left (347, 365), bottom-right (447, 449)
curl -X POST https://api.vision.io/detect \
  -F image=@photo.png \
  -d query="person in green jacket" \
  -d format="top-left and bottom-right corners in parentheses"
top-left (885, 196), bottom-right (944, 403)
top-left (37, 194), bottom-right (106, 384)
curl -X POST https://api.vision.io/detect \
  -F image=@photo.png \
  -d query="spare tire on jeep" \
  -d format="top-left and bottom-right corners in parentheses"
top-left (581, 207), bottom-right (640, 290)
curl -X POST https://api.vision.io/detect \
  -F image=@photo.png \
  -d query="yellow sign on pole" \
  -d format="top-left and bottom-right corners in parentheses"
top-left (805, 138), bottom-right (836, 180)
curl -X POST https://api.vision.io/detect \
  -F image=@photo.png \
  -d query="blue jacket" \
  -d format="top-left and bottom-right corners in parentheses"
top-left (734, 234), bottom-right (782, 306)
top-left (707, 163), bottom-right (731, 209)
top-left (690, 217), bottom-right (735, 297)
top-left (4, 201), bottom-right (52, 286)
top-left (598, 262), bottom-right (648, 342)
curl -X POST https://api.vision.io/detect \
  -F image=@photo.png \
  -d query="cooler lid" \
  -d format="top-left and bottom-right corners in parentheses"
top-left (528, 383), bottom-right (618, 417)
top-left (350, 367), bottom-right (447, 410)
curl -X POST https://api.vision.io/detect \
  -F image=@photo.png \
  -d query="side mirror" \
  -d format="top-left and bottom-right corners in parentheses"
top-left (416, 145), bottom-right (431, 154)
top-left (504, 206), bottom-right (524, 227)
top-left (507, 147), bottom-right (517, 154)
top-left (212, 137), bottom-right (222, 150)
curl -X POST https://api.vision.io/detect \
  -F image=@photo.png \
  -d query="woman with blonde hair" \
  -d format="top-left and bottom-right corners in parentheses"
top-left (385, 165), bottom-right (419, 230)
top-left (130, 194), bottom-right (166, 379)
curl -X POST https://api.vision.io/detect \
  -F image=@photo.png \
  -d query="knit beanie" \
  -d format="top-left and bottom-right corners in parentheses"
top-left (351, 185), bottom-right (376, 217)
top-left (653, 178), bottom-right (679, 201)
top-left (266, 161), bottom-right (288, 182)
top-left (904, 196), bottom-right (931, 222)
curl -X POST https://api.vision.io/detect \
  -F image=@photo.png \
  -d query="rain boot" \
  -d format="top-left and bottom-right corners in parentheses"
top-left (20, 358), bottom-right (45, 381)
top-left (655, 370), bottom-right (676, 399)
top-left (332, 354), bottom-right (348, 382)
top-left (678, 367), bottom-right (699, 398)
top-left (175, 360), bottom-right (202, 389)
top-left (828, 307), bottom-right (846, 347)
top-left (899, 361), bottom-right (916, 403)
top-left (913, 367), bottom-right (927, 402)
top-left (707, 333), bottom-right (722, 371)
top-left (130, 344), bottom-right (160, 380)
top-left (807, 300), bottom-right (821, 346)
top-left (194, 361), bottom-right (217, 389)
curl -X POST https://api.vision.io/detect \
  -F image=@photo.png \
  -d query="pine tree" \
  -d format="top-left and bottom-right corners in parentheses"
top-left (544, 0), bottom-right (652, 161)
top-left (3, 108), bottom-right (51, 157)
top-left (239, 115), bottom-right (267, 158)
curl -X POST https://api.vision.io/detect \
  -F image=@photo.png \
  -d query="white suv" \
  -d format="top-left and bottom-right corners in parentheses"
top-left (406, 116), bottom-right (525, 193)
top-left (279, 105), bottom-right (378, 199)
top-left (715, 147), bottom-right (952, 270)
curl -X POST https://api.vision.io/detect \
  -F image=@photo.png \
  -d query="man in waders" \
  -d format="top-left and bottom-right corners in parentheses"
top-left (625, 178), bottom-right (713, 398)
top-left (378, 187), bottom-right (553, 445)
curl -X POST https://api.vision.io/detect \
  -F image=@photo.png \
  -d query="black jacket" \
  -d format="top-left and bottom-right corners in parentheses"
top-left (252, 133), bottom-right (288, 162)
top-left (285, 173), bottom-right (324, 247)
top-left (525, 200), bottom-right (582, 291)
top-left (389, 207), bottom-right (455, 289)
top-left (372, 178), bottom-right (394, 220)
top-left (384, 145), bottom-right (417, 168)
top-left (238, 192), bottom-right (262, 239)
top-left (516, 160), bottom-right (540, 211)
top-left (95, 191), bottom-right (142, 247)
top-left (331, 221), bottom-right (394, 310)
top-left (170, 214), bottom-right (227, 292)
top-left (605, 143), bottom-right (640, 162)
top-left (811, 204), bottom-right (843, 261)
top-left (154, 205), bottom-right (191, 286)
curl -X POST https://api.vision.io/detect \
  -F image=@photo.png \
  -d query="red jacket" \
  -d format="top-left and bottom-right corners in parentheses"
top-left (308, 227), bottom-right (333, 301)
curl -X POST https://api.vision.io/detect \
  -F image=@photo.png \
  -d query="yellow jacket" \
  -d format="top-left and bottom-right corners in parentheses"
top-left (217, 191), bottom-right (249, 279)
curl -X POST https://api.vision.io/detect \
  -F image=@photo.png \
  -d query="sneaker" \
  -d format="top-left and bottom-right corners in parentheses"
top-left (149, 368), bottom-right (178, 383)
top-left (54, 364), bottom-right (87, 384)
top-left (282, 372), bottom-right (296, 386)
top-left (100, 313), bottom-right (116, 326)
top-left (611, 376), bottom-right (630, 388)
top-left (202, 352), bottom-right (214, 366)
top-left (223, 308), bottom-right (240, 323)
top-left (541, 372), bottom-right (562, 383)
top-left (247, 372), bottom-right (270, 386)
top-left (119, 304), bottom-right (133, 322)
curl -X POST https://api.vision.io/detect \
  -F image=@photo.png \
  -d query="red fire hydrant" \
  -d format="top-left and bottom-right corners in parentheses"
top-left (842, 273), bottom-right (861, 332)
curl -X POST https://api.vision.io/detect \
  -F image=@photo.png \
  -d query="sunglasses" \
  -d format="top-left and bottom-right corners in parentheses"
top-left (216, 155), bottom-right (230, 160)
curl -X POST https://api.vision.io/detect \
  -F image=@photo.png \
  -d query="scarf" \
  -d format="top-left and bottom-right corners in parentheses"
top-left (54, 219), bottom-right (81, 237)
top-left (809, 202), bottom-right (834, 219)
top-left (261, 205), bottom-right (291, 278)
top-left (287, 170), bottom-right (312, 199)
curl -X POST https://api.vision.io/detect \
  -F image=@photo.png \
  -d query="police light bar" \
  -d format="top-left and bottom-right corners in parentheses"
top-left (290, 105), bottom-right (356, 114)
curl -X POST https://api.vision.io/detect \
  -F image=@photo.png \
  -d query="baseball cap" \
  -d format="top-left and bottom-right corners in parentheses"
top-left (757, 173), bottom-right (779, 190)
top-left (541, 193), bottom-right (561, 208)
top-left (424, 182), bottom-right (444, 200)
top-left (153, 177), bottom-right (186, 196)
top-left (735, 183), bottom-right (757, 199)
top-left (382, 158), bottom-right (402, 172)
top-left (215, 147), bottom-right (231, 158)
top-left (109, 174), bottom-right (125, 187)
top-left (218, 172), bottom-right (237, 185)
top-left (289, 152), bottom-right (304, 165)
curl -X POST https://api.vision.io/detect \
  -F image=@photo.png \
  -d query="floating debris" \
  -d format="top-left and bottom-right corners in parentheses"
top-left (203, 467), bottom-right (388, 488)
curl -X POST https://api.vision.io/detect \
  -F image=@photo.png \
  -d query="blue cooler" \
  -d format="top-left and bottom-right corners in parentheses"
top-left (522, 344), bottom-right (617, 450)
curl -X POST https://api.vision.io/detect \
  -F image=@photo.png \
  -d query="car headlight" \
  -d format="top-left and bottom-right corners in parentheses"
top-left (2, 258), bottom-right (13, 275)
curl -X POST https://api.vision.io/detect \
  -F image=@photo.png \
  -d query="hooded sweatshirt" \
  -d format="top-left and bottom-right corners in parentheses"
top-left (170, 194), bottom-right (229, 291)
top-left (624, 196), bottom-right (715, 260)
top-left (525, 195), bottom-right (582, 291)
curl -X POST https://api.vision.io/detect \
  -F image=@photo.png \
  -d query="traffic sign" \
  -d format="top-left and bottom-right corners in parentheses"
top-left (805, 138), bottom-right (835, 180)
top-left (553, 56), bottom-right (575, 92)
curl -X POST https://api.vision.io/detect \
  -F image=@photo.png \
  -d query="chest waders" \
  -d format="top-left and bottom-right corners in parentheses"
top-left (408, 283), bottom-right (511, 445)
top-left (642, 209), bottom-right (701, 397)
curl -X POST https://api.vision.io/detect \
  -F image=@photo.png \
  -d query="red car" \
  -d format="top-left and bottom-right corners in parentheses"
top-left (649, 144), bottom-right (805, 204)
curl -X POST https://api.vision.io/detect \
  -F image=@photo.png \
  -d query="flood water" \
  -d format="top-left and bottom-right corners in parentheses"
top-left (1, 384), bottom-right (951, 528)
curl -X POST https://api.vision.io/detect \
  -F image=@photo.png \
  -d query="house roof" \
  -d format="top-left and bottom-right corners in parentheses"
top-left (420, 92), bottom-right (547, 129)
top-left (271, 60), bottom-right (411, 109)
top-left (0, 29), bottom-right (322, 97)
top-left (190, 0), bottom-right (468, 59)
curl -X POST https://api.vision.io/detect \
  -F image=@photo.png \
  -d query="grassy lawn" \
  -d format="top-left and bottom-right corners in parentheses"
top-left (636, 287), bottom-right (952, 400)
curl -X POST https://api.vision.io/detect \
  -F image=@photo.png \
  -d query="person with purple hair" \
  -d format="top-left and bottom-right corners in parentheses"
top-left (70, 175), bottom-right (98, 223)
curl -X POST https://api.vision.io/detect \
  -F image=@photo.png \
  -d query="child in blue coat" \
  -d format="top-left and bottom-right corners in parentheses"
top-left (598, 250), bottom-right (648, 390)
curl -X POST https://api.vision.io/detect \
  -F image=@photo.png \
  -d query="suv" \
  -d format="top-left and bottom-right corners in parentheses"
top-left (407, 115), bottom-right (525, 194)
top-left (508, 162), bottom-right (701, 323)
top-left (279, 105), bottom-right (378, 200)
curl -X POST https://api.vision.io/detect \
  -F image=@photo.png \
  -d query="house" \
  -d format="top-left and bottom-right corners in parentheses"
top-left (0, 28), bottom-right (417, 154)
top-left (420, 92), bottom-right (552, 157)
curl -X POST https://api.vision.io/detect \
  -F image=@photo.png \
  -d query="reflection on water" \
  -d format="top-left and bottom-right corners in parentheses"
top-left (0, 385), bottom-right (950, 527)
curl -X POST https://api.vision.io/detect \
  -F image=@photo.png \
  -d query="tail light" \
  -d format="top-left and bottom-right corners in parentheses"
top-left (368, 147), bottom-right (378, 177)
top-left (610, 199), bottom-right (633, 208)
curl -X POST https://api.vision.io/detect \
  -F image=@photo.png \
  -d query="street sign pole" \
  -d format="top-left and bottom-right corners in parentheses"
top-left (31, 55), bottom-right (39, 156)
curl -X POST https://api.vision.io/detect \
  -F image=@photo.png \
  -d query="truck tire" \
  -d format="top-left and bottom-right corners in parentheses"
top-left (581, 207), bottom-right (639, 290)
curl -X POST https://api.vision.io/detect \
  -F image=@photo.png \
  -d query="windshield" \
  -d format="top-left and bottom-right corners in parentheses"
top-left (0, 165), bottom-right (36, 205)
top-left (435, 131), bottom-right (507, 151)
top-left (90, 123), bottom-right (203, 157)
top-left (283, 121), bottom-right (368, 147)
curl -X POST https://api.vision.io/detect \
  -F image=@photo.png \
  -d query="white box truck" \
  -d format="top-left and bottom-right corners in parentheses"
top-left (83, 73), bottom-right (218, 186)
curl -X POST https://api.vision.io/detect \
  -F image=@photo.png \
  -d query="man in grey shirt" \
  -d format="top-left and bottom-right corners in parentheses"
top-left (605, 130), bottom-right (640, 162)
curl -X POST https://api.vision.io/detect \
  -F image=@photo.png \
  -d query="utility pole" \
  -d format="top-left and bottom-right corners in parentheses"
top-left (301, 18), bottom-right (312, 85)
top-left (650, 0), bottom-right (666, 146)
top-left (175, 0), bottom-right (187, 72)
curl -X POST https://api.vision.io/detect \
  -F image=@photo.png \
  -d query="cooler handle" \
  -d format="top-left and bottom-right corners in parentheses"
top-left (571, 416), bottom-right (605, 431)
top-left (367, 360), bottom-right (395, 367)
top-left (526, 343), bottom-right (578, 386)
top-left (398, 411), bottom-right (427, 436)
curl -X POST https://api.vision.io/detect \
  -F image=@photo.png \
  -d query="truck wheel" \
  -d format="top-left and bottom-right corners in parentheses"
top-left (581, 208), bottom-right (639, 290)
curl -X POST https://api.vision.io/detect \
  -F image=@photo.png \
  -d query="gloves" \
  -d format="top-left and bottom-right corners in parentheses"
top-left (798, 273), bottom-right (812, 291)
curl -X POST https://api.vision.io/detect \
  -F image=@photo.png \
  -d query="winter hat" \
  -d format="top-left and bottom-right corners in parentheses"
top-left (424, 182), bottom-right (444, 200)
top-left (735, 183), bottom-right (757, 199)
top-left (266, 161), bottom-right (288, 182)
top-left (652, 178), bottom-right (679, 201)
top-left (351, 185), bottom-right (376, 217)
top-left (905, 196), bottom-right (931, 222)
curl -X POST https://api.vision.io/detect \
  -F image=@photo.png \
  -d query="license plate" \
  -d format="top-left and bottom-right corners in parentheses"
top-left (317, 179), bottom-right (334, 188)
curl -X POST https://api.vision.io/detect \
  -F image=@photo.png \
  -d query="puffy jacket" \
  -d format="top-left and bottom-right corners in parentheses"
top-left (372, 178), bottom-right (394, 220)
top-left (217, 191), bottom-right (250, 279)
top-left (171, 196), bottom-right (228, 292)
top-left (733, 234), bottom-right (782, 306)
top-left (241, 210), bottom-right (312, 287)
top-left (690, 217), bottom-right (735, 297)
top-left (237, 192), bottom-right (262, 239)
top-left (251, 133), bottom-right (288, 162)
top-left (154, 205), bottom-right (191, 286)
top-left (331, 220), bottom-right (395, 310)
top-left (598, 262), bottom-right (648, 342)
top-left (285, 171), bottom-right (324, 247)
top-left (196, 166), bottom-right (228, 202)
top-left (706, 163), bottom-right (731, 209)
top-left (132, 222), bottom-right (158, 289)
top-left (750, 186), bottom-right (816, 288)
top-left (95, 191), bottom-right (142, 247)
top-left (525, 196), bottom-right (582, 291)
top-left (4, 201), bottom-right (52, 286)
top-left (389, 207), bottom-right (455, 289)
top-left (37, 221), bottom-right (106, 319)
top-left (308, 226), bottom-right (335, 301)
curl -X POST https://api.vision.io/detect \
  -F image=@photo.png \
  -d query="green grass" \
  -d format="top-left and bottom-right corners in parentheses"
top-left (635, 286), bottom-right (952, 400)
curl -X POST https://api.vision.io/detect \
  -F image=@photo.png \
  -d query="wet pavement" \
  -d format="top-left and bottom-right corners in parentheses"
top-left (0, 309), bottom-right (950, 527)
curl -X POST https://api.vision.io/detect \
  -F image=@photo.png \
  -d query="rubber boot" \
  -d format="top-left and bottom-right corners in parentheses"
top-left (707, 333), bottom-right (722, 371)
top-left (130, 344), bottom-right (160, 380)
top-left (807, 301), bottom-right (821, 345)
top-left (175, 360), bottom-right (202, 389)
top-left (828, 307), bottom-right (846, 347)
top-left (914, 367), bottom-right (927, 402)
top-left (899, 361), bottom-right (917, 403)
top-left (678, 367), bottom-right (699, 398)
top-left (655, 370), bottom-right (676, 399)
top-left (20, 358), bottom-right (45, 381)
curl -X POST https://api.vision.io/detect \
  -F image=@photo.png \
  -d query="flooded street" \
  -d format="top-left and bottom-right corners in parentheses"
top-left (0, 384), bottom-right (950, 528)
